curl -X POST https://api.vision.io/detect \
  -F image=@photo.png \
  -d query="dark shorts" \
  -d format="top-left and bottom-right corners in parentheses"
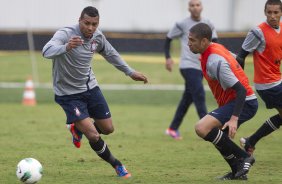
top-left (257, 83), bottom-right (282, 109)
top-left (55, 86), bottom-right (111, 124)
top-left (208, 99), bottom-right (258, 127)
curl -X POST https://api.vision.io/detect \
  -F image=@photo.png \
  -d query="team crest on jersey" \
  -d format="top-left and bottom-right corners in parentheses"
top-left (90, 40), bottom-right (98, 52)
top-left (74, 107), bottom-right (81, 117)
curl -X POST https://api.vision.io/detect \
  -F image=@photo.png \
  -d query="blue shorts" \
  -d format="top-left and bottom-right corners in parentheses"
top-left (257, 83), bottom-right (282, 109)
top-left (208, 99), bottom-right (258, 127)
top-left (55, 86), bottom-right (111, 124)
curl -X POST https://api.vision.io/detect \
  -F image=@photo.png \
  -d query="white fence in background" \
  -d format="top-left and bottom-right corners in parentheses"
top-left (0, 0), bottom-right (267, 32)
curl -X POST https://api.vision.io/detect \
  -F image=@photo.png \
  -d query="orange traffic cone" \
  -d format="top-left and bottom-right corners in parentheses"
top-left (22, 77), bottom-right (37, 106)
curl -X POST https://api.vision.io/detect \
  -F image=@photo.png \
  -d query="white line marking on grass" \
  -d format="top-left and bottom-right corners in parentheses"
top-left (0, 82), bottom-right (211, 91)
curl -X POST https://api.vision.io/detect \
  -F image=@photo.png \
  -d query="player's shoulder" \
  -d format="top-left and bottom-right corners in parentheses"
top-left (93, 28), bottom-right (104, 37)
top-left (91, 29), bottom-right (109, 47)
top-left (248, 26), bottom-right (263, 38)
top-left (201, 17), bottom-right (210, 22)
top-left (207, 53), bottom-right (222, 62)
top-left (253, 24), bottom-right (263, 31)
top-left (207, 53), bottom-right (228, 67)
top-left (55, 25), bottom-right (78, 38)
top-left (206, 54), bottom-right (223, 77)
top-left (176, 17), bottom-right (191, 26)
top-left (201, 17), bottom-right (215, 27)
top-left (59, 25), bottom-right (77, 33)
top-left (92, 28), bottom-right (105, 41)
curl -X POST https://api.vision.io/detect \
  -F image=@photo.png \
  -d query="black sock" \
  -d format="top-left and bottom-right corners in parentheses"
top-left (215, 146), bottom-right (239, 174)
top-left (89, 137), bottom-right (122, 167)
top-left (93, 122), bottom-right (103, 134)
top-left (249, 114), bottom-right (282, 146)
top-left (204, 128), bottom-right (249, 159)
top-left (218, 128), bottom-right (239, 173)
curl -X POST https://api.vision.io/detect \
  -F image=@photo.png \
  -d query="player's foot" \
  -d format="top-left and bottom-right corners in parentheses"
top-left (235, 156), bottom-right (255, 179)
top-left (217, 172), bottom-right (248, 180)
top-left (67, 123), bottom-right (83, 148)
top-left (165, 128), bottom-right (183, 140)
top-left (240, 137), bottom-right (255, 155)
top-left (115, 165), bottom-right (131, 178)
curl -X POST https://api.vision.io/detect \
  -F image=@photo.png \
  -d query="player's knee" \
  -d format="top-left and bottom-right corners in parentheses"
top-left (87, 131), bottom-right (100, 142)
top-left (103, 126), bottom-right (114, 135)
top-left (195, 123), bottom-right (206, 138)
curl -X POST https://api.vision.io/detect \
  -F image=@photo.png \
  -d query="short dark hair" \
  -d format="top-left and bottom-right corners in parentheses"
top-left (264, 0), bottom-right (282, 11)
top-left (80, 6), bottom-right (99, 19)
top-left (190, 23), bottom-right (212, 41)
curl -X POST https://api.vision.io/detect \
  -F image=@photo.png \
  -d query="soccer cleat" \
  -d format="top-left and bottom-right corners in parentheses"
top-left (218, 172), bottom-right (248, 180)
top-left (115, 165), bottom-right (131, 178)
top-left (240, 137), bottom-right (255, 155)
top-left (165, 128), bottom-right (183, 140)
top-left (67, 123), bottom-right (83, 148)
top-left (235, 156), bottom-right (255, 179)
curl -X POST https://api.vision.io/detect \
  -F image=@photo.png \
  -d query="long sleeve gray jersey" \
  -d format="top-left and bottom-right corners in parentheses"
top-left (42, 24), bottom-right (135, 96)
top-left (167, 17), bottom-right (217, 70)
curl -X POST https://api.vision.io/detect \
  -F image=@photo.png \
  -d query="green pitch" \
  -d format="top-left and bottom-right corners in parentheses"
top-left (0, 52), bottom-right (282, 183)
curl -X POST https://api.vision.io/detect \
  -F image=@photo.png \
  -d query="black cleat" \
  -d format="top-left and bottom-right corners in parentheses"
top-left (235, 156), bottom-right (255, 179)
top-left (240, 137), bottom-right (255, 155)
top-left (218, 172), bottom-right (248, 180)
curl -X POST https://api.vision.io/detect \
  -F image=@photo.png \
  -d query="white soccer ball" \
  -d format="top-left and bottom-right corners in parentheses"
top-left (16, 158), bottom-right (43, 184)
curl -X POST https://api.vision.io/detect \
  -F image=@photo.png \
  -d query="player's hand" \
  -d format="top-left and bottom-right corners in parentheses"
top-left (222, 115), bottom-right (239, 139)
top-left (66, 36), bottom-right (84, 51)
top-left (130, 71), bottom-right (148, 84)
top-left (165, 58), bottom-right (174, 72)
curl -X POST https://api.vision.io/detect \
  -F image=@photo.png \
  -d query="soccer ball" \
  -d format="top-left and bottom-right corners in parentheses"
top-left (16, 158), bottom-right (43, 184)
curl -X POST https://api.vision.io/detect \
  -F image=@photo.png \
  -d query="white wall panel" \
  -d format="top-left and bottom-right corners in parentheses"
top-left (0, 0), bottom-right (271, 32)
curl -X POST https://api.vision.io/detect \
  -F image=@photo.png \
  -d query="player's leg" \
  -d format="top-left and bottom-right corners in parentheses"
top-left (87, 86), bottom-right (131, 178)
top-left (215, 147), bottom-right (247, 180)
top-left (93, 118), bottom-right (114, 135)
top-left (74, 117), bottom-right (131, 178)
top-left (240, 85), bottom-right (282, 154)
top-left (88, 86), bottom-right (114, 135)
top-left (240, 110), bottom-right (282, 154)
top-left (67, 123), bottom-right (83, 148)
top-left (187, 68), bottom-right (207, 119)
top-left (195, 100), bottom-right (257, 179)
top-left (218, 99), bottom-right (258, 180)
top-left (166, 69), bottom-right (193, 139)
top-left (54, 94), bottom-right (89, 148)
top-left (195, 115), bottom-right (253, 179)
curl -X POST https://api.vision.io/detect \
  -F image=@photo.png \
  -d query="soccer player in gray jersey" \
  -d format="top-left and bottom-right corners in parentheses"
top-left (42, 6), bottom-right (147, 178)
top-left (237, 0), bottom-right (282, 156)
top-left (164, 0), bottom-right (218, 139)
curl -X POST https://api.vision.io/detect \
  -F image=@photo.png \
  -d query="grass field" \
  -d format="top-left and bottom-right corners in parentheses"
top-left (0, 52), bottom-right (282, 184)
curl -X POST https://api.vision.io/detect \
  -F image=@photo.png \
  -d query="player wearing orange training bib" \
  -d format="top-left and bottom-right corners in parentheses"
top-left (236, 0), bottom-right (282, 157)
top-left (189, 23), bottom-right (258, 180)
